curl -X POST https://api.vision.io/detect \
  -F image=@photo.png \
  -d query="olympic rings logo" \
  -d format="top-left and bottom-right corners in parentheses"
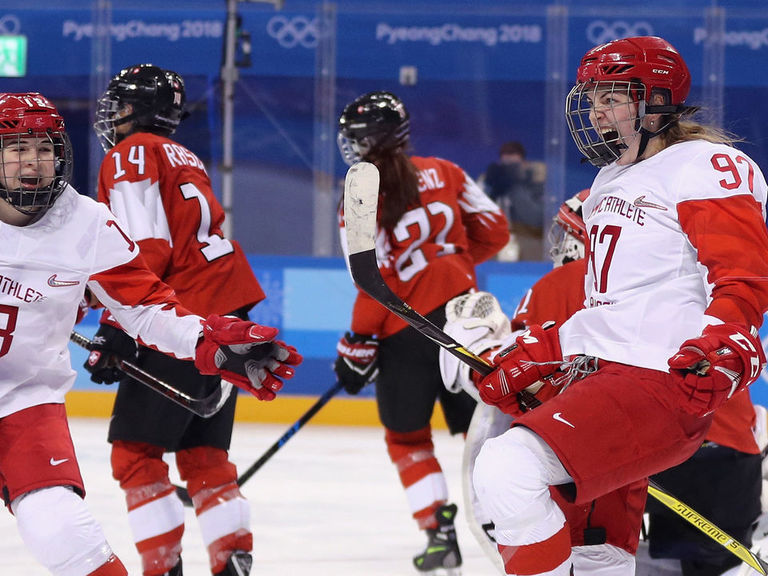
top-left (0, 15), bottom-right (21, 35)
top-left (586, 20), bottom-right (654, 45)
top-left (267, 15), bottom-right (319, 49)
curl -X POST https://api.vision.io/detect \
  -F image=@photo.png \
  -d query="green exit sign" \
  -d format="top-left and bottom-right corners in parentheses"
top-left (0, 36), bottom-right (26, 77)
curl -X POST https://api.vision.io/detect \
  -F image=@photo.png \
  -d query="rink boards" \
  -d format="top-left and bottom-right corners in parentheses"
top-left (65, 256), bottom-right (768, 426)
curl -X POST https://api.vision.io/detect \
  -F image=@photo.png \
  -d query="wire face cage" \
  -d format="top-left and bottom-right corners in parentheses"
top-left (0, 130), bottom-right (72, 215)
top-left (565, 80), bottom-right (641, 167)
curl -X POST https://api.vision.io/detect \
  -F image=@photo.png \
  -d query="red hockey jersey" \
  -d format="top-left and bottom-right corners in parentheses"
top-left (341, 155), bottom-right (509, 338)
top-left (97, 132), bottom-right (264, 317)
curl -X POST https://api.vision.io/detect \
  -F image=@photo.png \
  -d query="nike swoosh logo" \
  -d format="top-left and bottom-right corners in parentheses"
top-left (633, 195), bottom-right (667, 211)
top-left (47, 274), bottom-right (80, 287)
top-left (552, 412), bottom-right (575, 428)
top-left (50, 457), bottom-right (69, 466)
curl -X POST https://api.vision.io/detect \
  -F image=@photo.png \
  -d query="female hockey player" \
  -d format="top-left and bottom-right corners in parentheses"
top-left (470, 36), bottom-right (768, 576)
top-left (86, 63), bottom-right (269, 576)
top-left (0, 92), bottom-right (301, 576)
top-left (333, 90), bottom-right (509, 575)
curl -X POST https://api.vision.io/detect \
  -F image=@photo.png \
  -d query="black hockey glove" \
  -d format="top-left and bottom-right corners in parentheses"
top-left (83, 324), bottom-right (138, 385)
top-left (334, 332), bottom-right (379, 395)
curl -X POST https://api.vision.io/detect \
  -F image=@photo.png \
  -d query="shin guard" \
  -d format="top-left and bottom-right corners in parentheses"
top-left (177, 447), bottom-right (252, 574)
top-left (386, 426), bottom-right (449, 529)
top-left (111, 441), bottom-right (183, 575)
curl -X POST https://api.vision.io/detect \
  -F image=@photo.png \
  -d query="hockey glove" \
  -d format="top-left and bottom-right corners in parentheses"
top-left (668, 322), bottom-right (765, 417)
top-left (334, 332), bottom-right (379, 395)
top-left (195, 314), bottom-right (303, 401)
top-left (474, 322), bottom-right (563, 416)
top-left (83, 324), bottom-right (138, 385)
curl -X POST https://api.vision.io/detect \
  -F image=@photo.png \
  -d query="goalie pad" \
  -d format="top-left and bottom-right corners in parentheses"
top-left (440, 292), bottom-right (512, 401)
top-left (462, 402), bottom-right (512, 575)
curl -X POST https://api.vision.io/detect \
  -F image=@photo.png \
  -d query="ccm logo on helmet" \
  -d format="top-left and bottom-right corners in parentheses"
top-left (652, 68), bottom-right (670, 75)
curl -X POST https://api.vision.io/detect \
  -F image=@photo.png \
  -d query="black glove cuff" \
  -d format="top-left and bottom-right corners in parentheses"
top-left (93, 324), bottom-right (137, 359)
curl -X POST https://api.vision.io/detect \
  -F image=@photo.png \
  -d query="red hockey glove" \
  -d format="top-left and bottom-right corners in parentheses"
top-left (195, 315), bottom-right (303, 401)
top-left (668, 323), bottom-right (765, 417)
top-left (334, 332), bottom-right (379, 395)
top-left (474, 322), bottom-right (563, 415)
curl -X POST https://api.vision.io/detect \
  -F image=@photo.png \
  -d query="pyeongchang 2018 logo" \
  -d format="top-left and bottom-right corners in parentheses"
top-left (586, 20), bottom-right (654, 46)
top-left (267, 15), bottom-right (319, 48)
top-left (694, 27), bottom-right (768, 50)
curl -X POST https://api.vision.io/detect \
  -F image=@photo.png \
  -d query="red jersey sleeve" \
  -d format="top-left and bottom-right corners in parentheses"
top-left (678, 194), bottom-right (768, 329)
top-left (455, 168), bottom-right (510, 263)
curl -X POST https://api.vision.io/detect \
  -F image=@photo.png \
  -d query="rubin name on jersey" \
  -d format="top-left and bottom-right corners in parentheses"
top-left (0, 274), bottom-right (45, 303)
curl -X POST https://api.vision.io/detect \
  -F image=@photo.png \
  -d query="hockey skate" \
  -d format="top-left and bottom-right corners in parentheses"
top-left (413, 503), bottom-right (462, 576)
top-left (214, 550), bottom-right (252, 576)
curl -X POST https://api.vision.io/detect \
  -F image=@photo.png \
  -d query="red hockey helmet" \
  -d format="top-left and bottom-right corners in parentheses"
top-left (549, 189), bottom-right (589, 267)
top-left (0, 93), bottom-right (73, 217)
top-left (566, 36), bottom-right (691, 166)
top-left (578, 36), bottom-right (690, 107)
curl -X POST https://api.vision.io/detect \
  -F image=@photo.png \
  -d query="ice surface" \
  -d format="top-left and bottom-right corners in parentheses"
top-left (0, 418), bottom-right (499, 575)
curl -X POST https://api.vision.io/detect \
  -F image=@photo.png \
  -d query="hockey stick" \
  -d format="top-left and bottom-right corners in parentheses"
top-left (70, 331), bottom-right (232, 419)
top-left (174, 381), bottom-right (345, 506)
top-left (647, 480), bottom-right (768, 574)
top-left (343, 161), bottom-right (768, 575)
top-left (343, 162), bottom-right (493, 374)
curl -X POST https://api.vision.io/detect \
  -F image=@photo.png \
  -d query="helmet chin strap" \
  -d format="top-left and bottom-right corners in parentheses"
top-left (635, 99), bottom-right (686, 159)
top-left (636, 122), bottom-right (673, 159)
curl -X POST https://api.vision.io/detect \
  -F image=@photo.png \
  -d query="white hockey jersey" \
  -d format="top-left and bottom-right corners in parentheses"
top-left (0, 186), bottom-right (203, 418)
top-left (559, 139), bottom-right (768, 371)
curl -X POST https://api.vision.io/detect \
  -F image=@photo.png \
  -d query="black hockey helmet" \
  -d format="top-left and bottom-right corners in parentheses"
top-left (337, 91), bottom-right (410, 166)
top-left (94, 63), bottom-right (186, 151)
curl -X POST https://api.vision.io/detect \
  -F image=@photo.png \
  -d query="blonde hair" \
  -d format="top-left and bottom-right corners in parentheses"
top-left (660, 115), bottom-right (739, 148)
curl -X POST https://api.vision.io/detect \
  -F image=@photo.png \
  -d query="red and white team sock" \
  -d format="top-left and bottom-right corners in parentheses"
top-left (385, 426), bottom-right (449, 529)
top-left (125, 480), bottom-right (185, 575)
top-left (192, 482), bottom-right (252, 573)
top-left (473, 427), bottom-right (575, 576)
top-left (177, 446), bottom-right (253, 573)
top-left (111, 441), bottom-right (184, 575)
top-left (12, 486), bottom-right (128, 576)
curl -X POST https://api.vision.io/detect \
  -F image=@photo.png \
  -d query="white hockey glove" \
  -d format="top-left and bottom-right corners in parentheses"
top-left (440, 291), bottom-right (512, 402)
